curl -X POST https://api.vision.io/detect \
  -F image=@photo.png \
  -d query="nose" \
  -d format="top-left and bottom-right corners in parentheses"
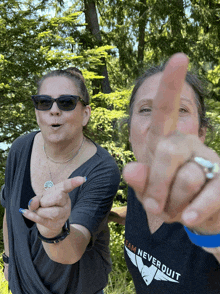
top-left (50, 101), bottom-right (61, 115)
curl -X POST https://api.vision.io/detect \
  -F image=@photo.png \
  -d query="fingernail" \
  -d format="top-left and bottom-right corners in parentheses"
top-left (84, 176), bottom-right (87, 182)
top-left (19, 208), bottom-right (26, 214)
top-left (144, 198), bottom-right (159, 213)
top-left (182, 210), bottom-right (198, 225)
top-left (28, 199), bottom-right (33, 207)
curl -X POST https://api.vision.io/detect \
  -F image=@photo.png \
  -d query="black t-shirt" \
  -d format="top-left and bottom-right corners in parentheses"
top-left (125, 187), bottom-right (220, 293)
top-left (2, 131), bottom-right (120, 294)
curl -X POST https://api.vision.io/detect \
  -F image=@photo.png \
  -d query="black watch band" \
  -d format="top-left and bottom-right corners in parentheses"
top-left (38, 219), bottom-right (70, 244)
top-left (2, 252), bottom-right (9, 264)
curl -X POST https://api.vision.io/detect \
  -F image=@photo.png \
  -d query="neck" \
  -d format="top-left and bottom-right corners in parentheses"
top-left (42, 134), bottom-right (85, 163)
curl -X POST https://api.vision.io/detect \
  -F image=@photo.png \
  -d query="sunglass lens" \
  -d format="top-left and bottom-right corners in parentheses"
top-left (58, 96), bottom-right (77, 111)
top-left (34, 96), bottom-right (52, 110)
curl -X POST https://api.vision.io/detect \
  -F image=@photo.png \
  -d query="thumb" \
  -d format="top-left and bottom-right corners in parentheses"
top-left (28, 195), bottom-right (41, 211)
top-left (59, 176), bottom-right (87, 194)
top-left (123, 162), bottom-right (150, 197)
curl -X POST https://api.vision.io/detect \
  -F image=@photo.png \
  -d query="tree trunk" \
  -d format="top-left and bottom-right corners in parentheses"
top-left (84, 0), bottom-right (111, 94)
top-left (137, 0), bottom-right (148, 75)
top-left (169, 0), bottom-right (184, 52)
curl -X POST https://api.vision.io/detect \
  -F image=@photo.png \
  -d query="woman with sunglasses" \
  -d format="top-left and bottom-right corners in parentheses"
top-left (1, 68), bottom-right (120, 294)
top-left (110, 53), bottom-right (220, 293)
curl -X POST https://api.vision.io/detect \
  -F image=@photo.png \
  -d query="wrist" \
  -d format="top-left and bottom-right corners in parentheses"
top-left (38, 220), bottom-right (70, 244)
top-left (39, 228), bottom-right (63, 239)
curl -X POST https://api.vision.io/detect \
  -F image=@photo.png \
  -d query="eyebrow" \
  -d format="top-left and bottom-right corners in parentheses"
top-left (135, 98), bottom-right (153, 106)
top-left (180, 96), bottom-right (194, 106)
top-left (136, 96), bottom-right (195, 107)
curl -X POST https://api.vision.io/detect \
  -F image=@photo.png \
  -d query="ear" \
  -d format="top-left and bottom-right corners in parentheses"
top-left (35, 109), bottom-right (40, 126)
top-left (199, 127), bottom-right (207, 143)
top-left (82, 105), bottom-right (91, 127)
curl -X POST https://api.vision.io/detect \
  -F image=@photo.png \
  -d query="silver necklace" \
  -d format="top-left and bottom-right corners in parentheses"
top-left (43, 137), bottom-right (85, 190)
top-left (43, 137), bottom-right (85, 164)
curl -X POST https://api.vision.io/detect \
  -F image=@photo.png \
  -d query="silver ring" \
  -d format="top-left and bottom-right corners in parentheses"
top-left (193, 157), bottom-right (220, 180)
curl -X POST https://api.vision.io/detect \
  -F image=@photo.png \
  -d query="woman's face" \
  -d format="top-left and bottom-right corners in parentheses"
top-left (35, 76), bottom-right (90, 144)
top-left (129, 73), bottom-right (206, 162)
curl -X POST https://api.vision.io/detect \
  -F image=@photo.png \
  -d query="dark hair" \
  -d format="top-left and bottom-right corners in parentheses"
top-left (37, 67), bottom-right (89, 104)
top-left (129, 64), bottom-right (212, 137)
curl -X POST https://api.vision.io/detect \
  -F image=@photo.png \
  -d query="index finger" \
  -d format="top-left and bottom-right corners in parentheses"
top-left (57, 176), bottom-right (86, 194)
top-left (39, 177), bottom-right (86, 208)
top-left (148, 53), bottom-right (189, 149)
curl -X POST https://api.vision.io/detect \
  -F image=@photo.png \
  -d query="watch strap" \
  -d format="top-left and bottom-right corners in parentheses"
top-left (38, 219), bottom-right (70, 244)
top-left (2, 252), bottom-right (9, 264)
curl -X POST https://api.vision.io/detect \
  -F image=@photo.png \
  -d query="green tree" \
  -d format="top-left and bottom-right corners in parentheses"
top-left (1, 1), bottom-right (220, 292)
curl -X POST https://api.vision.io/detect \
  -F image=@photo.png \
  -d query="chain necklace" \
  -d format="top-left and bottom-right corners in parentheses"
top-left (43, 137), bottom-right (85, 190)
top-left (43, 137), bottom-right (85, 164)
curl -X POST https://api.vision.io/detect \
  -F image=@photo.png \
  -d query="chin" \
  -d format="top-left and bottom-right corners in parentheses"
top-left (46, 133), bottom-right (65, 143)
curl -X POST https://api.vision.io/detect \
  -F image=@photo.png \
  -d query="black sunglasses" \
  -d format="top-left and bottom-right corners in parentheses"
top-left (31, 95), bottom-right (87, 111)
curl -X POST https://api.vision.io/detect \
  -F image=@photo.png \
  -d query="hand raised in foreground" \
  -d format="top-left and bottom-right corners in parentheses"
top-left (123, 53), bottom-right (220, 237)
top-left (20, 177), bottom-right (86, 239)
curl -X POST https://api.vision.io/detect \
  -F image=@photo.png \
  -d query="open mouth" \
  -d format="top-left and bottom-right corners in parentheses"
top-left (51, 124), bottom-right (61, 128)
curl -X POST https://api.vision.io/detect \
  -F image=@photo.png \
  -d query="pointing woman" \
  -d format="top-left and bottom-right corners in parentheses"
top-left (2, 68), bottom-right (120, 294)
top-left (111, 54), bottom-right (220, 293)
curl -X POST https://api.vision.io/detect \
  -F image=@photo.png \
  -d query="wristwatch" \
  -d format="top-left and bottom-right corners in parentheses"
top-left (38, 219), bottom-right (70, 244)
top-left (2, 252), bottom-right (9, 264)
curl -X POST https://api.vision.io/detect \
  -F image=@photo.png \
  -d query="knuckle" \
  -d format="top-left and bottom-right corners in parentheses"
top-left (55, 193), bottom-right (65, 206)
top-left (50, 208), bottom-right (60, 220)
top-left (157, 140), bottom-right (179, 157)
top-left (60, 181), bottom-right (67, 192)
top-left (177, 164), bottom-right (204, 195)
top-left (147, 184), bottom-right (166, 200)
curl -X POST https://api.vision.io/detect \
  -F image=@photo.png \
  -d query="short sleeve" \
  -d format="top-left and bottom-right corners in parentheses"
top-left (69, 157), bottom-right (120, 238)
top-left (0, 184), bottom-right (6, 208)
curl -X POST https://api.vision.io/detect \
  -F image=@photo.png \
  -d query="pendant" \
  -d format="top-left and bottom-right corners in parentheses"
top-left (44, 181), bottom-right (54, 190)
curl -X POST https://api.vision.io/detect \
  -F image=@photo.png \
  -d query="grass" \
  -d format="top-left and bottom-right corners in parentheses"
top-left (0, 267), bottom-right (10, 294)
top-left (0, 227), bottom-right (10, 293)
top-left (104, 223), bottom-right (135, 293)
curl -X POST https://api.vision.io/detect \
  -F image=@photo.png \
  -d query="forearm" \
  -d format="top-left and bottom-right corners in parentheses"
top-left (42, 224), bottom-right (90, 264)
top-left (108, 206), bottom-right (127, 225)
top-left (3, 211), bottom-right (9, 256)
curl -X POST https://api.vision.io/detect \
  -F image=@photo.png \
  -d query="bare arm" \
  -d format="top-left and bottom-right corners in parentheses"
top-left (108, 206), bottom-right (127, 225)
top-left (21, 177), bottom-right (92, 264)
top-left (3, 210), bottom-right (9, 280)
top-left (3, 211), bottom-right (9, 256)
top-left (41, 224), bottom-right (91, 264)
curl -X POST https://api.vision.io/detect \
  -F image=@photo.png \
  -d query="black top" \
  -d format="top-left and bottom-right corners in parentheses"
top-left (20, 139), bottom-right (35, 227)
top-left (2, 131), bottom-right (120, 294)
top-left (125, 187), bottom-right (220, 293)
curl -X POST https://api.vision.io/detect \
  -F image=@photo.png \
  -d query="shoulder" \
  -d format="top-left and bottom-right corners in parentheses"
top-left (84, 139), bottom-right (120, 173)
top-left (77, 143), bottom-right (120, 189)
top-left (10, 131), bottom-right (38, 152)
top-left (7, 132), bottom-right (38, 165)
top-left (94, 143), bottom-right (119, 166)
top-left (95, 144), bottom-right (120, 178)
